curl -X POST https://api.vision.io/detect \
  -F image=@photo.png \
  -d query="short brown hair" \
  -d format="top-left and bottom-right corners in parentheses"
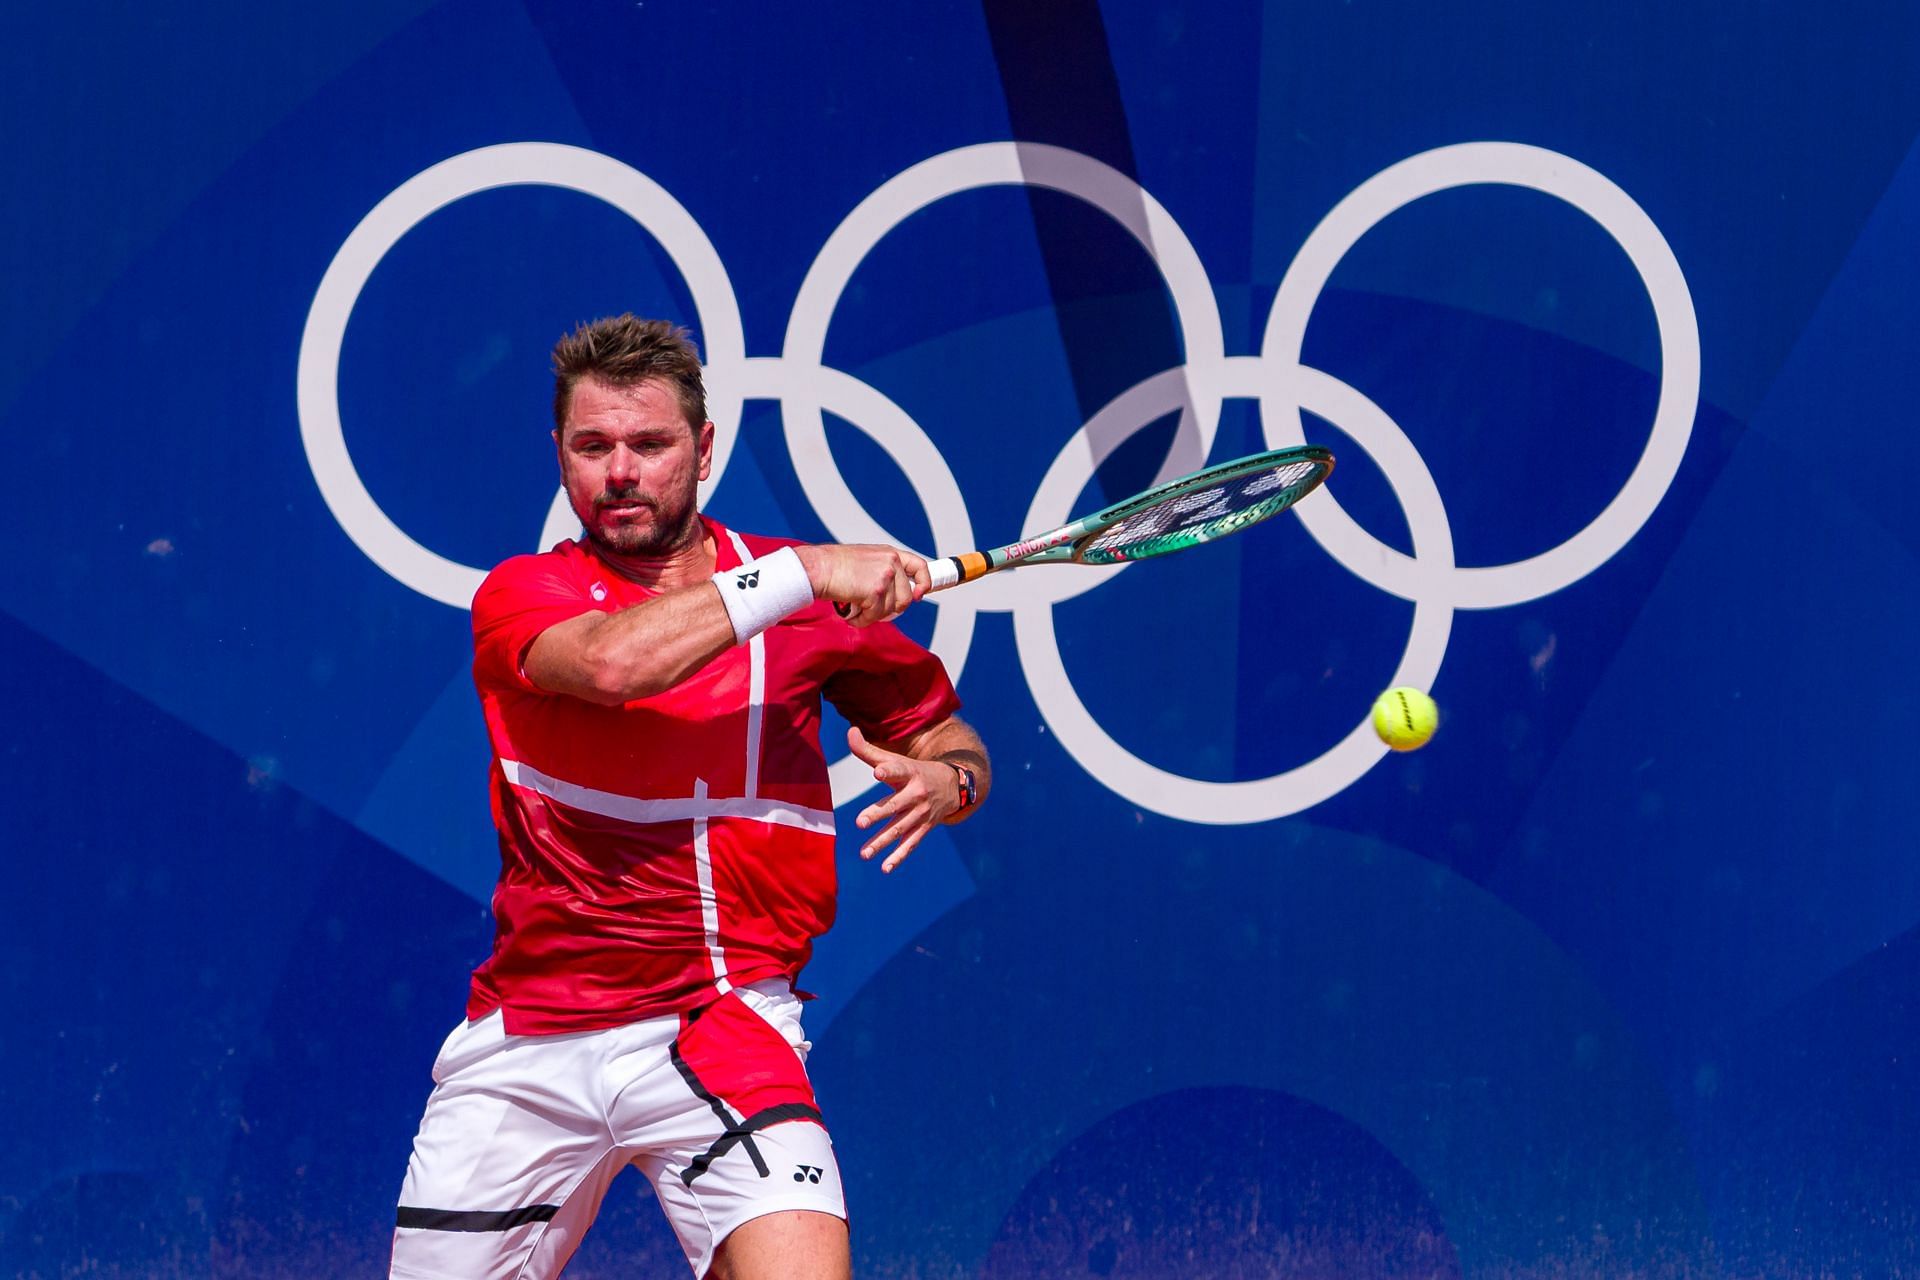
top-left (550, 314), bottom-right (707, 432)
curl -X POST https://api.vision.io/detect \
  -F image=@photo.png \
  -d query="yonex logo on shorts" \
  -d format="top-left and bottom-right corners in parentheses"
top-left (794, 1164), bottom-right (823, 1184)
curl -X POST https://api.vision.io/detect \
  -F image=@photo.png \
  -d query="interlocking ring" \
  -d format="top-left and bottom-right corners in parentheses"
top-left (298, 140), bottom-right (1697, 818)
top-left (297, 144), bottom-right (747, 609)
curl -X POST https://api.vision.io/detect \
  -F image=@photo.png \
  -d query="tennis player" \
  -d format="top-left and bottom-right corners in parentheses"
top-left (388, 315), bottom-right (989, 1280)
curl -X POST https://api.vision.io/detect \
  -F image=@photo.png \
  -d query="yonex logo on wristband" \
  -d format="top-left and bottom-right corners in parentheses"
top-left (300, 139), bottom-right (1698, 823)
top-left (714, 548), bottom-right (813, 646)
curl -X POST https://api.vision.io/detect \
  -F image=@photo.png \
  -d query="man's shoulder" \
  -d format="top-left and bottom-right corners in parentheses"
top-left (475, 541), bottom-right (592, 611)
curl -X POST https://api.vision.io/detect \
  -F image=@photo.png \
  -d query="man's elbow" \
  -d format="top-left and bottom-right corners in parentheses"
top-left (570, 645), bottom-right (666, 705)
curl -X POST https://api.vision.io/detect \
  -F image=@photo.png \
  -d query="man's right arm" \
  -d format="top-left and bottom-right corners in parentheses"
top-left (523, 543), bottom-right (931, 706)
top-left (523, 583), bottom-right (739, 706)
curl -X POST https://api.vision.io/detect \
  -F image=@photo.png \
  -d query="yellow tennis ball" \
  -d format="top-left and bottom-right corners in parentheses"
top-left (1372, 686), bottom-right (1438, 752)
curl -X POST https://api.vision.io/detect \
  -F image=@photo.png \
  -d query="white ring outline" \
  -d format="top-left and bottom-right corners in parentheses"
top-left (1014, 358), bottom-right (1455, 824)
top-left (296, 139), bottom-right (1697, 820)
top-left (782, 142), bottom-right (1228, 615)
top-left (1262, 142), bottom-right (1699, 609)
top-left (297, 143), bottom-right (746, 608)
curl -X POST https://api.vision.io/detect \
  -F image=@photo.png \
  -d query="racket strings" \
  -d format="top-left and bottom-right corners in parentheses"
top-left (1078, 460), bottom-right (1323, 563)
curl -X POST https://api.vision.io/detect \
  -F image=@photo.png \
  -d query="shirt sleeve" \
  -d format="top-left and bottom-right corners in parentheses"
top-left (822, 618), bottom-right (962, 744)
top-left (471, 554), bottom-right (599, 695)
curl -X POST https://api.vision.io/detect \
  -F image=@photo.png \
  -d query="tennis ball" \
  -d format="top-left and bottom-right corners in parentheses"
top-left (1372, 686), bottom-right (1438, 752)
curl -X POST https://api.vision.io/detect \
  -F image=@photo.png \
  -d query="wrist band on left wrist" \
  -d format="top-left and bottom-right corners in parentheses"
top-left (947, 761), bottom-right (978, 813)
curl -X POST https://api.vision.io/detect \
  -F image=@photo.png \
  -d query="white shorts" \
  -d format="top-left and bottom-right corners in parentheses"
top-left (389, 980), bottom-right (843, 1279)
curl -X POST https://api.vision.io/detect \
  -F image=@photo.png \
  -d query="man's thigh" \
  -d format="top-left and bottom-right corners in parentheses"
top-left (707, 1209), bottom-right (849, 1280)
top-left (389, 1012), bottom-right (624, 1280)
top-left (622, 983), bottom-right (846, 1277)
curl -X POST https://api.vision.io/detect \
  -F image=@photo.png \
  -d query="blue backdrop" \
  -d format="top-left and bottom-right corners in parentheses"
top-left (6, 2), bottom-right (1920, 1276)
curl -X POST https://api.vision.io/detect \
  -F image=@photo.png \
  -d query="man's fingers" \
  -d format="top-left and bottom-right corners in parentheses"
top-left (853, 575), bottom-right (890, 627)
top-left (860, 806), bottom-right (920, 859)
top-left (856, 788), bottom-right (908, 830)
top-left (859, 823), bottom-right (892, 859)
top-left (819, 545), bottom-right (933, 624)
top-left (845, 726), bottom-right (889, 766)
top-left (882, 564), bottom-right (914, 620)
top-left (904, 554), bottom-right (932, 600)
top-left (887, 562), bottom-right (912, 612)
top-left (881, 823), bottom-right (930, 874)
top-left (862, 751), bottom-right (915, 804)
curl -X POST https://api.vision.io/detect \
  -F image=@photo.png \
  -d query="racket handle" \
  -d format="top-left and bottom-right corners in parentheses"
top-left (927, 552), bottom-right (992, 592)
top-left (927, 557), bottom-right (962, 592)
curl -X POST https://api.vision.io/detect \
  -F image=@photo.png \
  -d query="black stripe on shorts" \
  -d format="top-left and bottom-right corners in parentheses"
top-left (680, 1101), bottom-right (826, 1186)
top-left (396, 1204), bottom-right (558, 1232)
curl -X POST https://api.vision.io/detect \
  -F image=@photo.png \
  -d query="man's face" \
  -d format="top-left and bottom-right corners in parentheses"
top-left (557, 376), bottom-right (714, 558)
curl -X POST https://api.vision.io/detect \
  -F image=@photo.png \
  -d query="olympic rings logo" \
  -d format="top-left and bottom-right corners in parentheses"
top-left (297, 141), bottom-right (1698, 823)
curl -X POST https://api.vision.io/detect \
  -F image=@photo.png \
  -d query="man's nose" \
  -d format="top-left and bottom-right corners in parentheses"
top-left (607, 444), bottom-right (643, 485)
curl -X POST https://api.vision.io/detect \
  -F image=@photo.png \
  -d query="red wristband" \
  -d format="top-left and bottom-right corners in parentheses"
top-left (948, 762), bottom-right (978, 812)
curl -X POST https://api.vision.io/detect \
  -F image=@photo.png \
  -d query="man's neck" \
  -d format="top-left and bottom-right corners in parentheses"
top-left (589, 519), bottom-right (717, 590)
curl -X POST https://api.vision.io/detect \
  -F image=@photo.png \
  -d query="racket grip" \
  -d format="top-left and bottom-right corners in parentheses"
top-left (927, 557), bottom-right (962, 592)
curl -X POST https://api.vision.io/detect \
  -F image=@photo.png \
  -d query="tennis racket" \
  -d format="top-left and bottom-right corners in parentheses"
top-left (926, 444), bottom-right (1335, 591)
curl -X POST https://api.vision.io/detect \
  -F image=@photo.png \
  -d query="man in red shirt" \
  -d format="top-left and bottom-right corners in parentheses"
top-left (390, 315), bottom-right (989, 1280)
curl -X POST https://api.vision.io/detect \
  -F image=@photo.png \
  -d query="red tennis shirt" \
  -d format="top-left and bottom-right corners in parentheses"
top-left (465, 517), bottom-right (961, 1034)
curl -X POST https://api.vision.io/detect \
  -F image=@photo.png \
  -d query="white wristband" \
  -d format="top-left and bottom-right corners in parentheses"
top-left (712, 546), bottom-right (815, 643)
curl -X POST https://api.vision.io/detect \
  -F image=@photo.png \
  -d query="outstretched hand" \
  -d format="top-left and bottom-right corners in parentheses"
top-left (848, 726), bottom-right (961, 873)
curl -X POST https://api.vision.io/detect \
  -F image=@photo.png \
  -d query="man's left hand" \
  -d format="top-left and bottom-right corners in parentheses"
top-left (848, 727), bottom-right (961, 873)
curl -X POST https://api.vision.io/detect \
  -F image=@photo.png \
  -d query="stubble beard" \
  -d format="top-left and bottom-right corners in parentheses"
top-left (584, 483), bottom-right (702, 559)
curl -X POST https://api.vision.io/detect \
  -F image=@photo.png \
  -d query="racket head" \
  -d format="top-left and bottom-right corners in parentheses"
top-left (1070, 445), bottom-right (1334, 565)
